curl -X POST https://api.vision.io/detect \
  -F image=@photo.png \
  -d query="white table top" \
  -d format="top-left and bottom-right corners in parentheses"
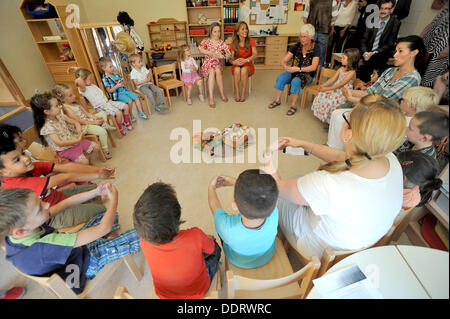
top-left (396, 245), bottom-right (449, 299)
top-left (307, 245), bottom-right (449, 299)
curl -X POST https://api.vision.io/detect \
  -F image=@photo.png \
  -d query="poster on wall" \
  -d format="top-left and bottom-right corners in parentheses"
top-left (294, 0), bottom-right (306, 11)
top-left (249, 0), bottom-right (289, 25)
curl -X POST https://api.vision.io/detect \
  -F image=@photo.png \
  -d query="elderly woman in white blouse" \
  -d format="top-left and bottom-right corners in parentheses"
top-left (327, 0), bottom-right (359, 63)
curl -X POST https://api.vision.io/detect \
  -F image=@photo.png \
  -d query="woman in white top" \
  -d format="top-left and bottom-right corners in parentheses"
top-left (264, 100), bottom-right (406, 259)
top-left (327, 0), bottom-right (358, 63)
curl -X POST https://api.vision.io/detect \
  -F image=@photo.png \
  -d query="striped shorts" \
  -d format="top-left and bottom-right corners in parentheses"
top-left (95, 101), bottom-right (126, 116)
top-left (79, 213), bottom-right (141, 280)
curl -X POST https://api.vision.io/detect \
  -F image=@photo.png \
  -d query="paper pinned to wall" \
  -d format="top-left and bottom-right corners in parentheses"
top-left (249, 0), bottom-right (289, 25)
top-left (239, 5), bottom-right (251, 22)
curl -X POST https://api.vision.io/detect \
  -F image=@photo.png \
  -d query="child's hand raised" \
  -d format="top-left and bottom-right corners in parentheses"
top-left (210, 174), bottom-right (235, 190)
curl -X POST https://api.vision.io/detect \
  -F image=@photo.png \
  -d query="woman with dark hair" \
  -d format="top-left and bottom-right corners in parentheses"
top-left (326, 35), bottom-right (428, 150)
top-left (230, 22), bottom-right (257, 102)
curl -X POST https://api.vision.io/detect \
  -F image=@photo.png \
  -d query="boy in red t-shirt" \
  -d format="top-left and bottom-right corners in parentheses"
top-left (133, 182), bottom-right (221, 299)
top-left (0, 131), bottom-right (114, 229)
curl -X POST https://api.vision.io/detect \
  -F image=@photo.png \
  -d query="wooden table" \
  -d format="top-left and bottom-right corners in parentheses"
top-left (307, 245), bottom-right (449, 299)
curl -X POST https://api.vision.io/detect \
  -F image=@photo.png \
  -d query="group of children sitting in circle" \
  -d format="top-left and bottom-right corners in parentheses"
top-left (0, 20), bottom-right (448, 299)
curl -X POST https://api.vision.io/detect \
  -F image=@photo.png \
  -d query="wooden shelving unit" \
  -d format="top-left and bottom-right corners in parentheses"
top-left (19, 0), bottom-right (93, 93)
top-left (147, 18), bottom-right (188, 51)
top-left (186, 1), bottom-right (223, 48)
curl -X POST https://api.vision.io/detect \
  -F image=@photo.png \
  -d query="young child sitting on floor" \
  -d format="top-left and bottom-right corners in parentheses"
top-left (30, 92), bottom-right (101, 165)
top-left (52, 83), bottom-right (114, 160)
top-left (398, 150), bottom-right (442, 210)
top-left (395, 109), bottom-right (449, 159)
top-left (133, 182), bottom-right (221, 299)
top-left (311, 48), bottom-right (359, 125)
top-left (0, 184), bottom-right (140, 295)
top-left (99, 57), bottom-right (148, 121)
top-left (179, 45), bottom-right (205, 105)
top-left (208, 169), bottom-right (279, 269)
top-left (70, 67), bottom-right (131, 136)
top-left (0, 128), bottom-right (114, 229)
top-left (128, 54), bottom-right (168, 112)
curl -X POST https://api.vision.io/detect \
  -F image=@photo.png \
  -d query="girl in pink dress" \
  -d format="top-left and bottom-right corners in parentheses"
top-left (198, 22), bottom-right (232, 108)
top-left (311, 48), bottom-right (359, 125)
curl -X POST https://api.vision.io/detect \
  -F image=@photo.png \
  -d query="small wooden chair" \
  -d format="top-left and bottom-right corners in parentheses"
top-left (1, 224), bottom-right (143, 299)
top-left (127, 68), bottom-right (167, 112)
top-left (282, 67), bottom-right (323, 105)
top-left (84, 134), bottom-right (106, 163)
top-left (153, 62), bottom-right (186, 107)
top-left (22, 126), bottom-right (68, 163)
top-left (298, 67), bottom-right (337, 109)
top-left (225, 237), bottom-right (320, 299)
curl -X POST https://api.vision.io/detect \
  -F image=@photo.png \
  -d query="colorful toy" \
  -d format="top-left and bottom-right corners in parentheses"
top-left (60, 44), bottom-right (74, 61)
top-left (193, 131), bottom-right (222, 156)
top-left (222, 123), bottom-right (251, 149)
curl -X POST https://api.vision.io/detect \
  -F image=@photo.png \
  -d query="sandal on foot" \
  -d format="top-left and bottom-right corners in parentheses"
top-left (209, 101), bottom-right (216, 108)
top-left (286, 107), bottom-right (297, 116)
top-left (268, 101), bottom-right (281, 109)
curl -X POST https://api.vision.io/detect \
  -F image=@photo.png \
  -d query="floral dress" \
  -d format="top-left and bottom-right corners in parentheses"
top-left (200, 38), bottom-right (231, 79)
top-left (311, 69), bottom-right (353, 123)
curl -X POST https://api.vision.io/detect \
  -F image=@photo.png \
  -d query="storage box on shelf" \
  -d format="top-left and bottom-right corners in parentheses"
top-left (19, 0), bottom-right (94, 95)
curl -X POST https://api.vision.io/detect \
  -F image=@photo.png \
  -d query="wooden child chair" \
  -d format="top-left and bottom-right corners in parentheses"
top-left (0, 223), bottom-right (143, 299)
top-left (225, 237), bottom-right (320, 299)
top-left (298, 67), bottom-right (337, 109)
top-left (153, 62), bottom-right (186, 107)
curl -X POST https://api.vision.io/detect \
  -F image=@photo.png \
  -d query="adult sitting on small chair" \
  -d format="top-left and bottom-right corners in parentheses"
top-left (358, 0), bottom-right (400, 82)
top-left (268, 24), bottom-right (320, 116)
top-left (230, 22), bottom-right (257, 102)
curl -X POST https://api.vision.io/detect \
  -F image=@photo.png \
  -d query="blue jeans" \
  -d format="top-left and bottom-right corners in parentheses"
top-left (203, 240), bottom-right (222, 284)
top-left (274, 72), bottom-right (313, 96)
top-left (314, 32), bottom-right (329, 67)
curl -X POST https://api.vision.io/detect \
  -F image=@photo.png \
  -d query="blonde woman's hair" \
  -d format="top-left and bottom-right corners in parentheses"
top-left (299, 24), bottom-right (315, 39)
top-left (359, 93), bottom-right (388, 105)
top-left (128, 54), bottom-right (141, 65)
top-left (52, 83), bottom-right (71, 103)
top-left (320, 101), bottom-right (406, 173)
top-left (74, 68), bottom-right (92, 80)
top-left (403, 86), bottom-right (439, 113)
top-left (178, 44), bottom-right (190, 61)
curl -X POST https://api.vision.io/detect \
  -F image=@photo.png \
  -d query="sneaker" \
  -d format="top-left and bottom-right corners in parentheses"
top-left (199, 94), bottom-right (205, 102)
top-left (130, 115), bottom-right (137, 123)
top-left (125, 122), bottom-right (133, 131)
top-left (101, 122), bottom-right (117, 131)
top-left (187, 98), bottom-right (192, 105)
top-left (0, 287), bottom-right (26, 299)
top-left (138, 112), bottom-right (149, 120)
top-left (102, 149), bottom-right (112, 160)
top-left (158, 103), bottom-right (169, 112)
top-left (119, 128), bottom-right (127, 136)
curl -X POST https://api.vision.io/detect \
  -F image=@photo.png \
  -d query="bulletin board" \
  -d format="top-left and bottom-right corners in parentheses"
top-left (249, 0), bottom-right (289, 25)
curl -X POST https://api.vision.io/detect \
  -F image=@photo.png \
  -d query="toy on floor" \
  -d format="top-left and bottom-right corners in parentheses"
top-left (193, 131), bottom-right (222, 156)
top-left (222, 123), bottom-right (251, 150)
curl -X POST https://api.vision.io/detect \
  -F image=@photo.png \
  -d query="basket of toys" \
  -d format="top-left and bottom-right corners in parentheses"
top-left (222, 123), bottom-right (251, 149)
top-left (26, 2), bottom-right (57, 19)
top-left (193, 130), bottom-right (222, 156)
top-left (151, 52), bottom-right (165, 59)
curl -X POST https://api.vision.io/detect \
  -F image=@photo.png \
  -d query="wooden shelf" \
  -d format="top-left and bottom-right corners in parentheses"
top-left (26, 18), bottom-right (61, 22)
top-left (37, 39), bottom-right (69, 44)
top-left (187, 6), bottom-right (221, 9)
top-left (189, 23), bottom-right (212, 27)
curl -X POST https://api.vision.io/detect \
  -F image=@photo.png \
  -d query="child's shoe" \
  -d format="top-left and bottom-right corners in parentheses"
top-left (125, 122), bottom-right (133, 131)
top-left (102, 149), bottom-right (112, 160)
top-left (199, 94), bottom-right (205, 102)
top-left (0, 287), bottom-right (26, 299)
top-left (130, 115), bottom-right (137, 123)
top-left (158, 103), bottom-right (169, 112)
top-left (187, 98), bottom-right (192, 105)
top-left (119, 128), bottom-right (127, 136)
top-left (101, 122), bottom-right (117, 131)
top-left (138, 112), bottom-right (149, 120)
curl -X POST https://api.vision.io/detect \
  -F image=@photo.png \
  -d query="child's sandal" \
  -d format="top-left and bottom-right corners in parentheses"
top-left (286, 107), bottom-right (297, 116)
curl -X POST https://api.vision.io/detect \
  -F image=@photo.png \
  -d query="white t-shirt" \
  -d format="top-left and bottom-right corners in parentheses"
top-left (297, 152), bottom-right (403, 251)
top-left (334, 0), bottom-right (358, 27)
top-left (130, 66), bottom-right (150, 88)
top-left (78, 85), bottom-right (108, 108)
top-left (180, 57), bottom-right (198, 74)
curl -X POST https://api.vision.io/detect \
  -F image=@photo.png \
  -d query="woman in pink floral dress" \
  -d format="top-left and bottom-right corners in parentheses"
top-left (198, 22), bottom-right (232, 108)
top-left (311, 48), bottom-right (359, 125)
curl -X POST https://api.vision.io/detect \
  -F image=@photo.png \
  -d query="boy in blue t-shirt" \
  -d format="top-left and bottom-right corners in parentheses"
top-left (208, 169), bottom-right (279, 269)
top-left (0, 184), bottom-right (140, 295)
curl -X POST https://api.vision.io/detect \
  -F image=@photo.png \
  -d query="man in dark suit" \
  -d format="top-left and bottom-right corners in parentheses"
top-left (391, 0), bottom-right (412, 21)
top-left (359, 0), bottom-right (400, 82)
